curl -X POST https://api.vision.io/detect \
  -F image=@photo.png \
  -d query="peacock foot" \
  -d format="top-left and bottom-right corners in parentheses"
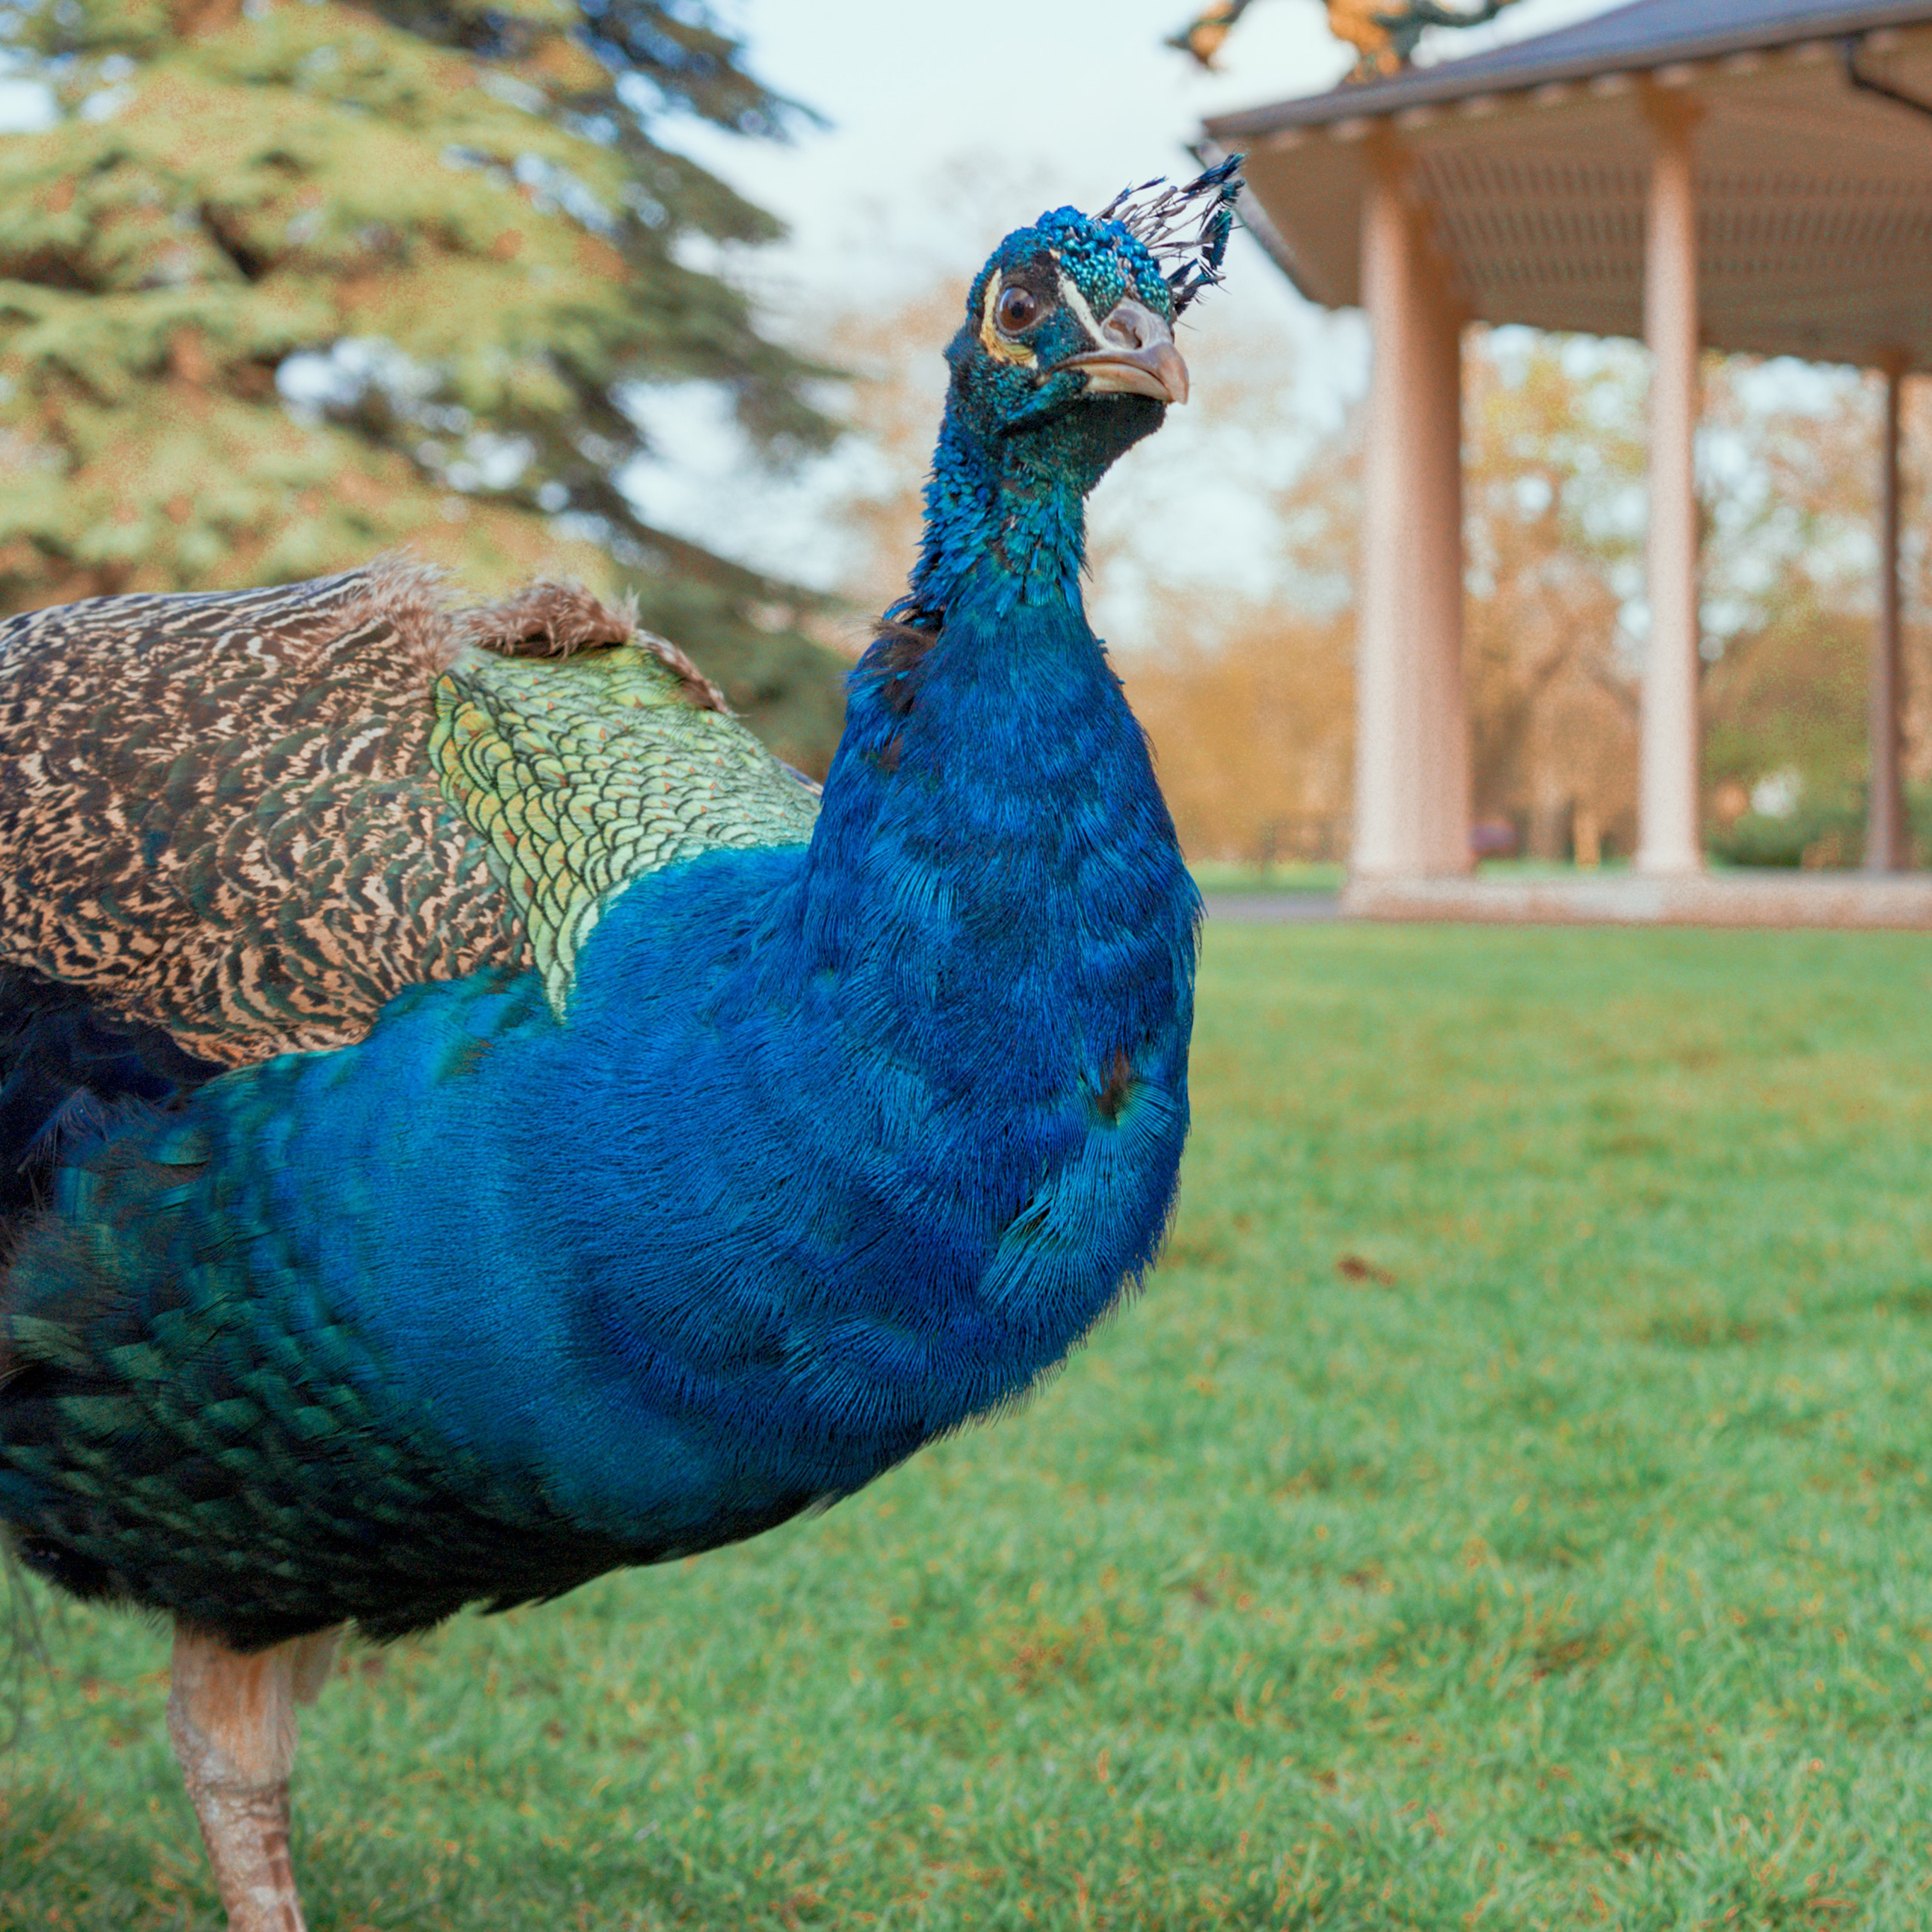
top-left (166, 1619), bottom-right (341, 1932)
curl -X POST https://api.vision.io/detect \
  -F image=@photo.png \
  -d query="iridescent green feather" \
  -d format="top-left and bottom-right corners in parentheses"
top-left (430, 641), bottom-right (822, 1015)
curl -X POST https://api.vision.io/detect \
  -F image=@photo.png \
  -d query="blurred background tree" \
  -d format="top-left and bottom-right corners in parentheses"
top-left (1699, 366), bottom-right (1931, 868)
top-left (0, 0), bottom-right (846, 771)
top-left (1459, 347), bottom-right (1928, 870)
top-left (1462, 331), bottom-right (1645, 865)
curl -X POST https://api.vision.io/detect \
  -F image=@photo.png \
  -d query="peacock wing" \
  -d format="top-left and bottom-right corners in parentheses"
top-left (0, 563), bottom-right (529, 1070)
top-left (0, 562), bottom-right (823, 1059)
top-left (429, 631), bottom-right (821, 1015)
top-left (0, 565), bottom-right (821, 1233)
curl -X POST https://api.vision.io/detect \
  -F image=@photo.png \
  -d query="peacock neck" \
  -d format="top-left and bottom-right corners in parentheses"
top-left (900, 405), bottom-right (1107, 624)
top-left (793, 415), bottom-right (1194, 1074)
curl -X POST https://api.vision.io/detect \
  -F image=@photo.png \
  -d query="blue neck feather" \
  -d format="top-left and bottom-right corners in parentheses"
top-left (798, 375), bottom-right (1192, 1122)
top-left (897, 333), bottom-right (1161, 622)
top-left (899, 411), bottom-right (1086, 619)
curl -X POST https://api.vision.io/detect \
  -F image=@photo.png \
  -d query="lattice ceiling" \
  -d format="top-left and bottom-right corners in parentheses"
top-left (1228, 28), bottom-right (1932, 368)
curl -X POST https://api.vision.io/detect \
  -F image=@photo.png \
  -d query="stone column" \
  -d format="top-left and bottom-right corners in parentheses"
top-left (1636, 93), bottom-right (1704, 877)
top-left (1866, 356), bottom-right (1908, 872)
top-left (1351, 142), bottom-right (1471, 880)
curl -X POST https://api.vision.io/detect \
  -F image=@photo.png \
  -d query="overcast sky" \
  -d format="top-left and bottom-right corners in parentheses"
top-left (672, 0), bottom-right (1617, 301)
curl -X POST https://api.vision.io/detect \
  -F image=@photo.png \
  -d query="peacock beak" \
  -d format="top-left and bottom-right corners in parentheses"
top-left (1059, 298), bottom-right (1189, 406)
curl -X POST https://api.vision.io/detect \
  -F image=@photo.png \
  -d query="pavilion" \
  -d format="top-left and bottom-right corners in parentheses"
top-left (1200, 0), bottom-right (1932, 926)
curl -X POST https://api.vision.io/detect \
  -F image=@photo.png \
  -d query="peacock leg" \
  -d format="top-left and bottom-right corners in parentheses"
top-left (166, 1619), bottom-right (343, 1932)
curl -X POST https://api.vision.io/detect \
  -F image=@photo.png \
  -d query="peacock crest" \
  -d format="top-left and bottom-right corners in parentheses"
top-left (1093, 153), bottom-right (1245, 315)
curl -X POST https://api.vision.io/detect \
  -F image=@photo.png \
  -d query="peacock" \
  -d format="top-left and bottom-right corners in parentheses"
top-left (0, 159), bottom-right (1239, 1932)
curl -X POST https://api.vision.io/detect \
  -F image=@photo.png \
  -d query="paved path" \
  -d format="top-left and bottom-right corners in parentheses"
top-left (1344, 873), bottom-right (1932, 929)
top-left (1201, 892), bottom-right (1342, 924)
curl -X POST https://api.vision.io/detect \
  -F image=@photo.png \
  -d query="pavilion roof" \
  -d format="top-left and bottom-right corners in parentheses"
top-left (1203, 0), bottom-right (1932, 368)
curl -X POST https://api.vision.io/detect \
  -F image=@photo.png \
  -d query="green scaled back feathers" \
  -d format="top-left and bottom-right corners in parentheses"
top-left (432, 639), bottom-right (821, 1016)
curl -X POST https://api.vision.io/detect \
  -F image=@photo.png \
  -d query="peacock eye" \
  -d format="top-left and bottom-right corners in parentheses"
top-left (996, 284), bottom-right (1042, 333)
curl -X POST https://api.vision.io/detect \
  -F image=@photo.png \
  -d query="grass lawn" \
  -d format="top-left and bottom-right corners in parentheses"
top-left (8, 923), bottom-right (1932, 1930)
top-left (1189, 863), bottom-right (1344, 896)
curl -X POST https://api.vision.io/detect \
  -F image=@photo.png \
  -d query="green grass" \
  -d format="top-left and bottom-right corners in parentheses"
top-left (10, 924), bottom-right (1932, 1930)
top-left (1189, 862), bottom-right (1344, 895)
top-left (1472, 859), bottom-right (1634, 879)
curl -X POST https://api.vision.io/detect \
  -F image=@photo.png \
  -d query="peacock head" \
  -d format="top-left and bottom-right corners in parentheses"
top-left (943, 158), bottom-right (1243, 489)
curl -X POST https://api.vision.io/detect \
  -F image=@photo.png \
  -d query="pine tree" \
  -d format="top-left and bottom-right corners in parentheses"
top-left (0, 0), bottom-right (845, 769)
